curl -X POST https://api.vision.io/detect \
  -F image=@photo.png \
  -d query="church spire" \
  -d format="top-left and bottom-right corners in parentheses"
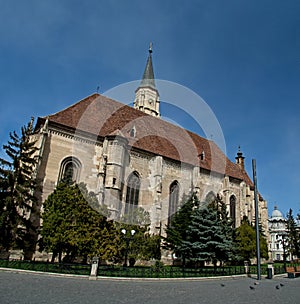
top-left (235, 146), bottom-right (245, 170)
top-left (134, 43), bottom-right (160, 117)
top-left (140, 43), bottom-right (156, 89)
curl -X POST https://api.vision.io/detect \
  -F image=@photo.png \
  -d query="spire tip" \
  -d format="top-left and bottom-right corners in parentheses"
top-left (149, 42), bottom-right (153, 53)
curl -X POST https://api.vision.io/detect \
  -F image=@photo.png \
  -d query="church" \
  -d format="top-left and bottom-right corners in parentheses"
top-left (32, 46), bottom-right (269, 237)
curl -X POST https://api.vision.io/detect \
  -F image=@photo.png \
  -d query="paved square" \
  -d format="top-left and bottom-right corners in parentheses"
top-left (0, 270), bottom-right (299, 304)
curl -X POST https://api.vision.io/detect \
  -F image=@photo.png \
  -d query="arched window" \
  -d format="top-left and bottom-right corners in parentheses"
top-left (205, 191), bottom-right (216, 205)
top-left (168, 181), bottom-right (179, 224)
top-left (125, 172), bottom-right (140, 216)
top-left (58, 157), bottom-right (81, 185)
top-left (230, 195), bottom-right (236, 228)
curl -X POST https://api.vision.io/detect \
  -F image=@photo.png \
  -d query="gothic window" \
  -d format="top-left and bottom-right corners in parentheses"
top-left (168, 181), bottom-right (179, 224)
top-left (230, 195), bottom-right (236, 228)
top-left (125, 172), bottom-right (140, 216)
top-left (58, 157), bottom-right (81, 185)
top-left (205, 191), bottom-right (216, 205)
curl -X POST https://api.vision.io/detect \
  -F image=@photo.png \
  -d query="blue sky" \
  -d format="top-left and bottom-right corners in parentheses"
top-left (0, 0), bottom-right (299, 217)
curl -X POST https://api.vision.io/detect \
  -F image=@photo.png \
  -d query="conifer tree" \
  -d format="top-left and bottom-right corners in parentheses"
top-left (234, 216), bottom-right (268, 263)
top-left (163, 193), bottom-right (199, 265)
top-left (286, 208), bottom-right (300, 259)
top-left (0, 118), bottom-right (38, 258)
top-left (40, 182), bottom-right (117, 263)
top-left (181, 196), bottom-right (234, 267)
top-left (208, 194), bottom-right (236, 264)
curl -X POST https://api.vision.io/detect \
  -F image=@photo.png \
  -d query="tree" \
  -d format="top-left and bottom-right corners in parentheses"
top-left (286, 209), bottom-right (300, 259)
top-left (40, 182), bottom-right (117, 263)
top-left (121, 206), bottom-right (150, 226)
top-left (163, 193), bottom-right (200, 265)
top-left (234, 217), bottom-right (256, 262)
top-left (78, 183), bottom-right (111, 218)
top-left (258, 223), bottom-right (269, 262)
top-left (181, 196), bottom-right (235, 267)
top-left (234, 216), bottom-right (268, 263)
top-left (0, 118), bottom-right (38, 258)
top-left (208, 194), bottom-right (236, 265)
top-left (116, 207), bottom-right (161, 265)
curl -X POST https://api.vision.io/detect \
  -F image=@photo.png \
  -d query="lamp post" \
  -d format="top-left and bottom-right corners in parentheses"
top-left (121, 228), bottom-right (136, 267)
top-left (252, 159), bottom-right (261, 280)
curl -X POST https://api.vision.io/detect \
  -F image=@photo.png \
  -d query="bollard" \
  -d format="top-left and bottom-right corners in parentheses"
top-left (267, 262), bottom-right (274, 279)
top-left (244, 261), bottom-right (250, 277)
top-left (89, 256), bottom-right (99, 280)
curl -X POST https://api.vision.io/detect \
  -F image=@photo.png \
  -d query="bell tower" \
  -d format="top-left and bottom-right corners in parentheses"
top-left (134, 43), bottom-right (160, 117)
top-left (235, 146), bottom-right (245, 170)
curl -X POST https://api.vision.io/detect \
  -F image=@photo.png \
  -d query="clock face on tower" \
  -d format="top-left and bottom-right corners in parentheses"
top-left (148, 99), bottom-right (153, 105)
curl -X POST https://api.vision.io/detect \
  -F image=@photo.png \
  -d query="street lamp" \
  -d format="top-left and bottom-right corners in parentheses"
top-left (121, 228), bottom-right (136, 267)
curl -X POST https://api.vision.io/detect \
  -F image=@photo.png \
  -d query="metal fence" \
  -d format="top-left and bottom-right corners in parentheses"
top-left (0, 259), bottom-right (291, 278)
top-left (97, 265), bottom-right (246, 278)
top-left (0, 259), bottom-right (90, 276)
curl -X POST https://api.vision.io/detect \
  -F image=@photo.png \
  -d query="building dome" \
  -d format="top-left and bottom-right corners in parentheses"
top-left (271, 206), bottom-right (284, 219)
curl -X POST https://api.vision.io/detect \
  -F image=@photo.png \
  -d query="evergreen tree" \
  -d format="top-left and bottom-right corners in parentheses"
top-left (163, 193), bottom-right (199, 265)
top-left (234, 216), bottom-right (268, 263)
top-left (40, 183), bottom-right (117, 263)
top-left (234, 217), bottom-right (256, 262)
top-left (182, 196), bottom-right (234, 267)
top-left (286, 209), bottom-right (300, 259)
top-left (0, 118), bottom-right (38, 258)
top-left (208, 194), bottom-right (236, 264)
top-left (258, 222), bottom-right (269, 261)
top-left (78, 183), bottom-right (111, 218)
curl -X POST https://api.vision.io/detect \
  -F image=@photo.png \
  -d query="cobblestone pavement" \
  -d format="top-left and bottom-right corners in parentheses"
top-left (0, 270), bottom-right (299, 304)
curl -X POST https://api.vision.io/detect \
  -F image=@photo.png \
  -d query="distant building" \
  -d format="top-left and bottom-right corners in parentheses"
top-left (268, 206), bottom-right (290, 261)
top-left (31, 46), bottom-right (269, 259)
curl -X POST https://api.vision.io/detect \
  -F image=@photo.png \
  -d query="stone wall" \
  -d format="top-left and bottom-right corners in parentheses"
top-left (34, 123), bottom-right (269, 239)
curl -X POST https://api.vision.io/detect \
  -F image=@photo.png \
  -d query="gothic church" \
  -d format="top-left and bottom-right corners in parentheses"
top-left (33, 46), bottom-right (268, 238)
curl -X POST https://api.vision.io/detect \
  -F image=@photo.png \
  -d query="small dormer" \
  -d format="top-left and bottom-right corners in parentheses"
top-left (130, 125), bottom-right (136, 138)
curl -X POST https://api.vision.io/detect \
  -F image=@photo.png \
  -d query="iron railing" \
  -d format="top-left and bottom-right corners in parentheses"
top-left (0, 259), bottom-right (90, 276)
top-left (0, 259), bottom-right (293, 278)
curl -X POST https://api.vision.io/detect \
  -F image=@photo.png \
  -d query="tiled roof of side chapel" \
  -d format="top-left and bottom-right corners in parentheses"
top-left (35, 46), bottom-right (254, 189)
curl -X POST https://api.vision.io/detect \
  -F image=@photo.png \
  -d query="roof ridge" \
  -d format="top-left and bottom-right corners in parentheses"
top-left (46, 93), bottom-right (100, 118)
top-left (42, 93), bottom-right (254, 185)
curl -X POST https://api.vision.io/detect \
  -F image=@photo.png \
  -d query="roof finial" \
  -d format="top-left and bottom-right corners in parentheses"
top-left (149, 42), bottom-right (153, 54)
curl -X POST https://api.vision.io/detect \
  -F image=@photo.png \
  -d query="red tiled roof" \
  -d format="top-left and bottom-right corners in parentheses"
top-left (36, 93), bottom-right (253, 186)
